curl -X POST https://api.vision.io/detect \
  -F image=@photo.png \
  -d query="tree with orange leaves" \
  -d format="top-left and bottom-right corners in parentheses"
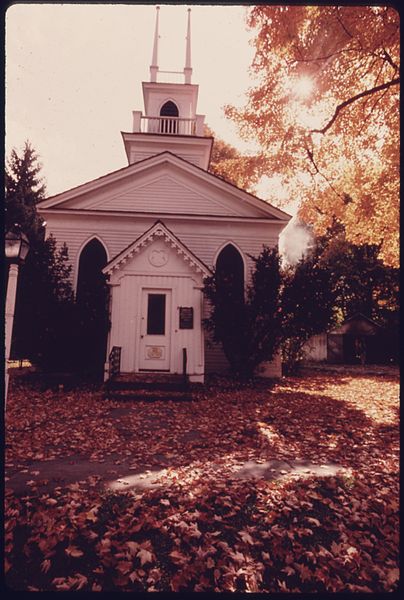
top-left (225, 5), bottom-right (399, 267)
top-left (205, 124), bottom-right (261, 190)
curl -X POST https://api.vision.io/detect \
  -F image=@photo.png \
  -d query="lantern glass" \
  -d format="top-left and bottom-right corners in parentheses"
top-left (19, 237), bottom-right (30, 261)
top-left (5, 231), bottom-right (30, 262)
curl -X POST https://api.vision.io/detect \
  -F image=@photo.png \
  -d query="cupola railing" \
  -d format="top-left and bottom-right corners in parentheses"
top-left (140, 116), bottom-right (197, 136)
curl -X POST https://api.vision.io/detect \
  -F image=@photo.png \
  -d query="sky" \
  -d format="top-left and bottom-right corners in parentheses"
top-left (6, 3), bottom-right (259, 196)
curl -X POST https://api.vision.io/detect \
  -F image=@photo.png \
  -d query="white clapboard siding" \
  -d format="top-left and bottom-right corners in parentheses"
top-left (48, 217), bottom-right (282, 378)
top-left (258, 354), bottom-right (282, 378)
top-left (202, 279), bottom-right (282, 377)
top-left (205, 340), bottom-right (230, 374)
top-left (47, 217), bottom-right (280, 291)
top-left (48, 161), bottom-right (275, 220)
top-left (43, 179), bottom-right (285, 381)
top-left (90, 176), bottom-right (242, 216)
top-left (303, 333), bottom-right (328, 361)
top-left (204, 335), bottom-right (282, 377)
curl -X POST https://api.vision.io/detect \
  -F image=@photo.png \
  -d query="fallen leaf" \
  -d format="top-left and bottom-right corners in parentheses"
top-left (65, 545), bottom-right (84, 558)
top-left (137, 548), bottom-right (153, 566)
top-left (239, 530), bottom-right (254, 545)
top-left (386, 568), bottom-right (400, 586)
top-left (41, 559), bottom-right (51, 573)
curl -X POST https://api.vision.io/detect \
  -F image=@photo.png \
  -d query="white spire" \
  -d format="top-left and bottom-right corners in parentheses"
top-left (150, 6), bottom-right (160, 82)
top-left (184, 8), bottom-right (192, 84)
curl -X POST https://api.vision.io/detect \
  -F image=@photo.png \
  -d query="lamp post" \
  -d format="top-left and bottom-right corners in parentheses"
top-left (5, 226), bottom-right (30, 404)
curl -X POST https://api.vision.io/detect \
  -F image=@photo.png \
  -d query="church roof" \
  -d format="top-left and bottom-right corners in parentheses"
top-left (37, 151), bottom-right (291, 222)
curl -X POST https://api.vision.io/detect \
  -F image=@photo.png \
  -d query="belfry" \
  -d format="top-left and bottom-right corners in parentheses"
top-left (123, 7), bottom-right (212, 170)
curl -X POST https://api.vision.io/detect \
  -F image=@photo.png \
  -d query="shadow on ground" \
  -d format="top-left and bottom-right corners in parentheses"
top-left (5, 371), bottom-right (399, 496)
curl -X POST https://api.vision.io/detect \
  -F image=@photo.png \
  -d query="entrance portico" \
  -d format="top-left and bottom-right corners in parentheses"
top-left (103, 221), bottom-right (211, 383)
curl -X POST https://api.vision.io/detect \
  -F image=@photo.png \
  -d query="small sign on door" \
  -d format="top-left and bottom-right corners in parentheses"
top-left (179, 306), bottom-right (194, 329)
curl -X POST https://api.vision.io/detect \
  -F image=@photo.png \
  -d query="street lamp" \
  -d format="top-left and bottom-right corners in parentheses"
top-left (5, 226), bottom-right (30, 403)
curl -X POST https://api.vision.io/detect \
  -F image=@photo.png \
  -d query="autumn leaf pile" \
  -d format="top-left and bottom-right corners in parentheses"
top-left (5, 370), bottom-right (399, 592)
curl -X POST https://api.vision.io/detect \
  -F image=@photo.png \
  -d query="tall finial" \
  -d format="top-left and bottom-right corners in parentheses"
top-left (184, 7), bottom-right (192, 84)
top-left (150, 6), bottom-right (160, 82)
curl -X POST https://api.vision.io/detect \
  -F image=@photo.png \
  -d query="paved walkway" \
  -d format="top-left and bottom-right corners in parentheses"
top-left (6, 451), bottom-right (347, 496)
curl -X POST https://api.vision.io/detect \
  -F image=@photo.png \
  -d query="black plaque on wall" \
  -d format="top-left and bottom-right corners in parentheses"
top-left (179, 307), bottom-right (194, 329)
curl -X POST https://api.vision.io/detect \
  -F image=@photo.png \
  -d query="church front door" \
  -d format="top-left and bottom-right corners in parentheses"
top-left (139, 288), bottom-right (171, 371)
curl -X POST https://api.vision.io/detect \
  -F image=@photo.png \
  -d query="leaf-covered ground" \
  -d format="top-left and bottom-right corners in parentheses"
top-left (5, 369), bottom-right (399, 592)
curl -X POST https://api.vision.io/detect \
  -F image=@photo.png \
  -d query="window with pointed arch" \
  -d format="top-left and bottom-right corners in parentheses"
top-left (160, 100), bottom-right (179, 134)
top-left (215, 244), bottom-right (245, 305)
top-left (76, 238), bottom-right (109, 377)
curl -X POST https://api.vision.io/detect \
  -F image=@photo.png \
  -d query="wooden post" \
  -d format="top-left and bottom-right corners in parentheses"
top-left (5, 263), bottom-right (20, 403)
top-left (182, 347), bottom-right (187, 387)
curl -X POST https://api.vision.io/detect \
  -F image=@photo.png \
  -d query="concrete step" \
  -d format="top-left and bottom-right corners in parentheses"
top-left (104, 372), bottom-right (193, 401)
top-left (108, 379), bottom-right (188, 392)
top-left (105, 388), bottom-right (193, 402)
top-left (114, 373), bottom-right (185, 384)
top-left (107, 372), bottom-right (185, 389)
top-left (106, 372), bottom-right (188, 394)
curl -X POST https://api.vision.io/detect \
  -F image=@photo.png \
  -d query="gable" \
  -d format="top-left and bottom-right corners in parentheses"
top-left (84, 172), bottom-right (245, 217)
top-left (38, 152), bottom-right (291, 221)
top-left (330, 315), bottom-right (381, 336)
top-left (103, 220), bottom-right (211, 278)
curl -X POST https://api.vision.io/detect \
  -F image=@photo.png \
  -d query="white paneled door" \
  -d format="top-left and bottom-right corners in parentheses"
top-left (139, 289), bottom-right (171, 371)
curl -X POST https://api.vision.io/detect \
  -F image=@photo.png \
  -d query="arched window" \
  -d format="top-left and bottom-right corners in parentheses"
top-left (76, 239), bottom-right (107, 302)
top-left (76, 239), bottom-right (109, 378)
top-left (213, 244), bottom-right (246, 373)
top-left (216, 244), bottom-right (245, 302)
top-left (160, 100), bottom-right (179, 134)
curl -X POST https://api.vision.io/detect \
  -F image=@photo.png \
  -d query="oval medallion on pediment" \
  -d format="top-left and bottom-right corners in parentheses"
top-left (149, 248), bottom-right (169, 267)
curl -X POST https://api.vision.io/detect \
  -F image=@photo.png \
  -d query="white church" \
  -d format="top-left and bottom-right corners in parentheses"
top-left (38, 7), bottom-right (290, 383)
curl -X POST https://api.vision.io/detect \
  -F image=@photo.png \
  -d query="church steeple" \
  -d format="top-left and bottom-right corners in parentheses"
top-left (149, 5), bottom-right (192, 85)
top-left (123, 6), bottom-right (213, 170)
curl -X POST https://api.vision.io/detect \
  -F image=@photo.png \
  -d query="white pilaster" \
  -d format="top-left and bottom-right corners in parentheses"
top-left (132, 110), bottom-right (142, 133)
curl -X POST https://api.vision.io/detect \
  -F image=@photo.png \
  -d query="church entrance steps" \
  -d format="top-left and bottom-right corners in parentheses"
top-left (104, 372), bottom-right (192, 401)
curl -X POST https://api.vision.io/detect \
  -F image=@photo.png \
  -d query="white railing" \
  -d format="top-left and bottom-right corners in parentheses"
top-left (140, 116), bottom-right (196, 136)
top-left (155, 70), bottom-right (185, 84)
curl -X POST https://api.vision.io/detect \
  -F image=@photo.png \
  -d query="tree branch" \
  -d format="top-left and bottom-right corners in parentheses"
top-left (288, 45), bottom-right (362, 66)
top-left (358, 88), bottom-right (389, 135)
top-left (335, 9), bottom-right (354, 40)
top-left (304, 141), bottom-right (344, 202)
top-left (311, 77), bottom-right (400, 134)
top-left (381, 47), bottom-right (399, 72)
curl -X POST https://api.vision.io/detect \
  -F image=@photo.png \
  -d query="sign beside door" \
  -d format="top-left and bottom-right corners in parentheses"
top-left (139, 289), bottom-right (171, 371)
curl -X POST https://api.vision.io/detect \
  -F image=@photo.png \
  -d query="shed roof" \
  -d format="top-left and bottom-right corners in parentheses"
top-left (329, 313), bottom-right (381, 336)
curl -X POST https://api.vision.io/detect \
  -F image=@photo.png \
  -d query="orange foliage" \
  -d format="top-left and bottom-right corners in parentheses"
top-left (226, 6), bottom-right (399, 266)
top-left (205, 124), bottom-right (261, 190)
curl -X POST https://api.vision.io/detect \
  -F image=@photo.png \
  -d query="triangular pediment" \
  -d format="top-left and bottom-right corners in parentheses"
top-left (86, 173), bottom-right (244, 217)
top-left (103, 220), bottom-right (211, 277)
top-left (37, 152), bottom-right (291, 221)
